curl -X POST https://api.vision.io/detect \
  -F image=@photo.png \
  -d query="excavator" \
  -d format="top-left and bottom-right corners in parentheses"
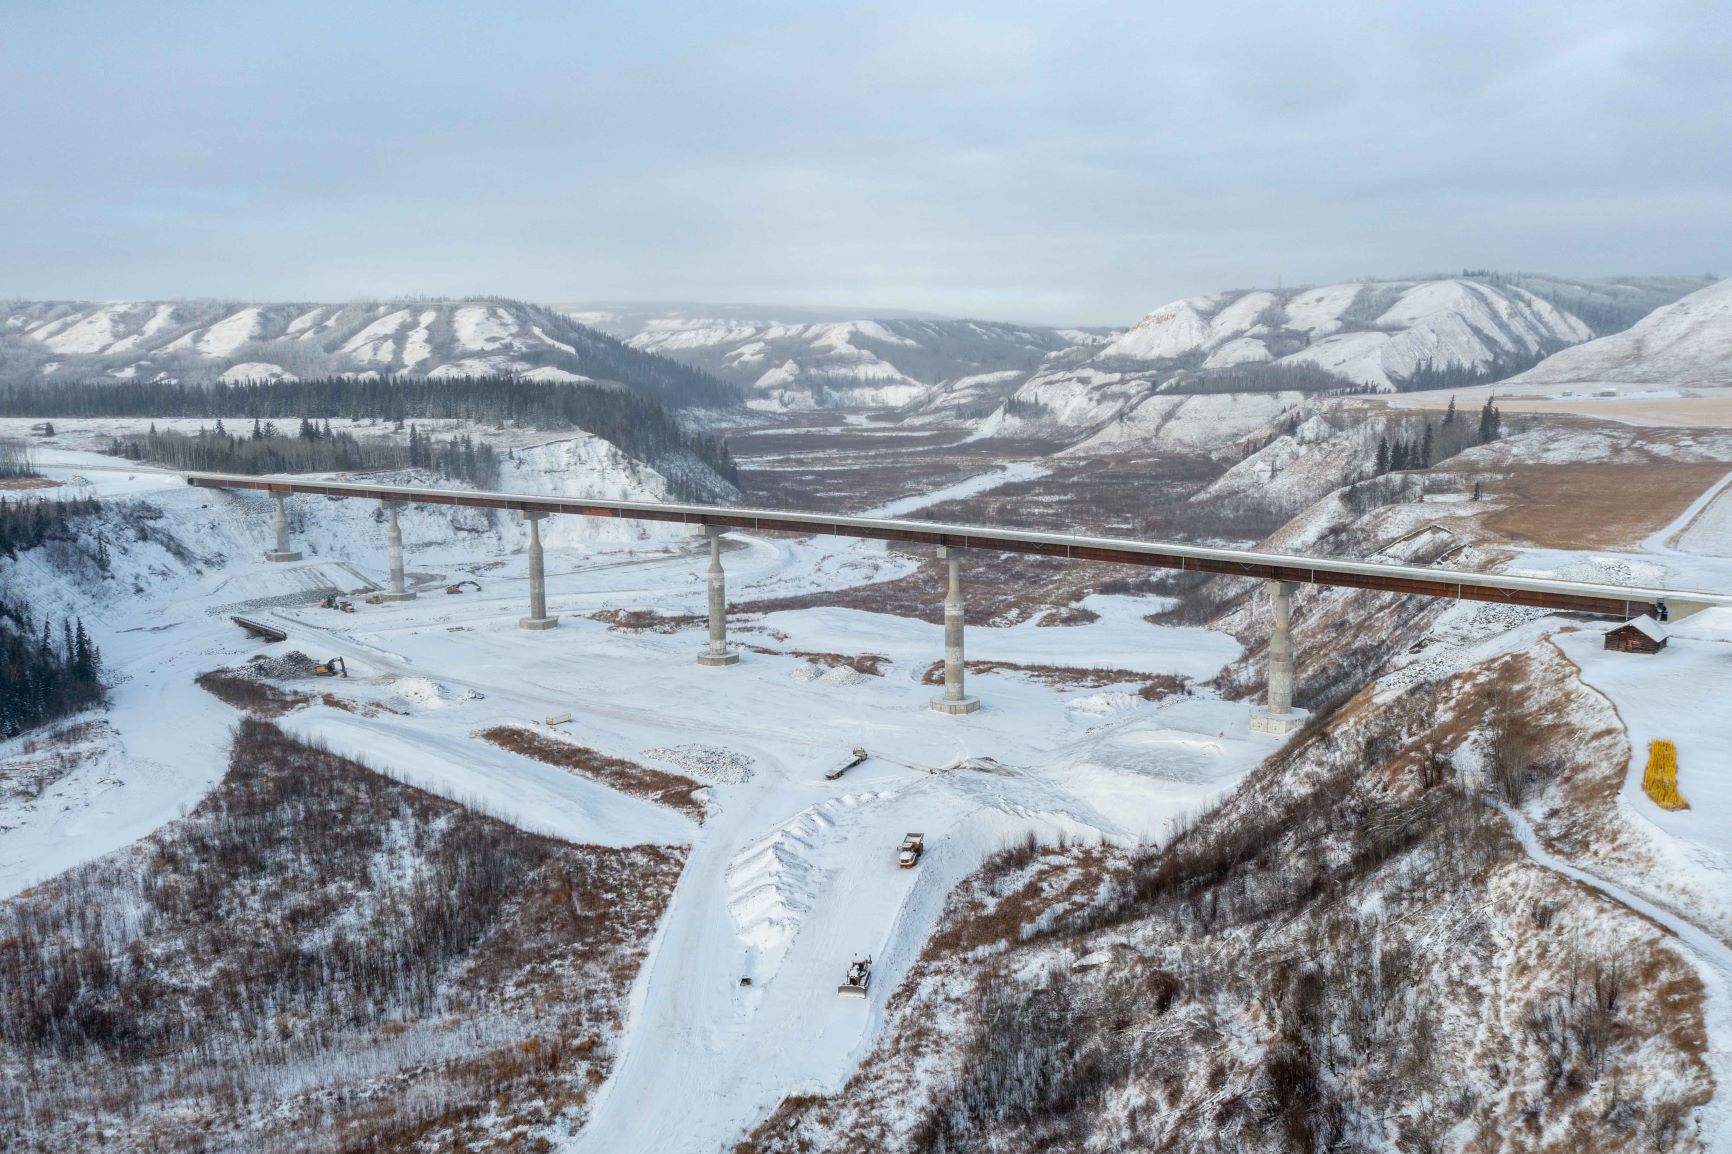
top-left (313, 657), bottom-right (348, 678)
top-left (318, 596), bottom-right (355, 613)
top-left (445, 580), bottom-right (482, 594)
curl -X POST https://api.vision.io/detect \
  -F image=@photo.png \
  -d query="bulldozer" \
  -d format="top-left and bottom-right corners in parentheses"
top-left (313, 657), bottom-right (348, 678)
top-left (445, 580), bottom-right (482, 594)
top-left (838, 956), bottom-right (872, 998)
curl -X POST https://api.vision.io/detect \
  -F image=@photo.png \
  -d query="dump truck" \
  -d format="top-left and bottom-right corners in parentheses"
top-left (838, 956), bottom-right (872, 998)
top-left (898, 833), bottom-right (924, 868)
top-left (826, 747), bottom-right (868, 780)
top-left (313, 657), bottom-right (348, 678)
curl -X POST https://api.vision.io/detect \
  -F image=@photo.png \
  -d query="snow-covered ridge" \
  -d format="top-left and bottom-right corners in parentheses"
top-left (1509, 277), bottom-right (1732, 388)
top-left (0, 299), bottom-right (727, 407)
top-left (581, 310), bottom-right (1075, 413)
top-left (963, 274), bottom-right (1707, 446)
top-left (1100, 277), bottom-right (1589, 389)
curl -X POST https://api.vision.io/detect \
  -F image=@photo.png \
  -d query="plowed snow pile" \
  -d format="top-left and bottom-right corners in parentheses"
top-left (641, 744), bottom-right (756, 783)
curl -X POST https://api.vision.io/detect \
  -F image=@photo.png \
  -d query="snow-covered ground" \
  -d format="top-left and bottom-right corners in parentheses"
top-left (2, 444), bottom-right (1275, 1152)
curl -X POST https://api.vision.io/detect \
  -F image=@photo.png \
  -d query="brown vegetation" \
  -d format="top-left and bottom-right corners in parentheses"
top-left (195, 667), bottom-right (311, 716)
top-left (479, 725), bottom-right (706, 821)
top-left (739, 668), bottom-right (1712, 1154)
top-left (917, 659), bottom-right (1188, 701)
top-left (0, 719), bottom-right (684, 1152)
top-left (590, 608), bottom-right (703, 633)
top-left (1480, 461), bottom-right (1729, 549)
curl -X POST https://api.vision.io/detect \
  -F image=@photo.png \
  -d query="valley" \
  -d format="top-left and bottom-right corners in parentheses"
top-left (5, 273), bottom-right (1732, 1152)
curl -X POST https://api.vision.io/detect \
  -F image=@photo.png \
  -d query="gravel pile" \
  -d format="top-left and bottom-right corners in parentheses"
top-left (641, 744), bottom-right (756, 784)
top-left (246, 651), bottom-right (319, 680)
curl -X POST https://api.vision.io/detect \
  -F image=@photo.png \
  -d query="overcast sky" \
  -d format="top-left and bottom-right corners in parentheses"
top-left (2, 1), bottom-right (1728, 325)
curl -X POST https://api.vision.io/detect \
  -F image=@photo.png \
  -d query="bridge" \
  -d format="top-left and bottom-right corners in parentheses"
top-left (186, 471), bottom-right (1732, 733)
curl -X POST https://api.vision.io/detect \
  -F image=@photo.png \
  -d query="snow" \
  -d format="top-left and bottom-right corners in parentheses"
top-left (1202, 335), bottom-right (1271, 368)
top-left (192, 307), bottom-right (264, 358)
top-left (1, 446), bottom-right (1280, 1153)
top-left (284, 306), bottom-right (327, 336)
top-left (1514, 277), bottom-right (1732, 387)
top-left (1099, 297), bottom-right (1213, 361)
top-left (1065, 391), bottom-right (1303, 454)
top-left (339, 308), bottom-right (412, 363)
top-left (453, 305), bottom-right (522, 352)
top-left (38, 303), bottom-right (127, 355)
top-left (860, 461), bottom-right (1048, 517)
top-left (400, 308), bottom-right (437, 368)
top-left (1282, 282), bottom-right (1361, 335)
top-left (518, 365), bottom-right (591, 382)
top-left (219, 361), bottom-right (296, 384)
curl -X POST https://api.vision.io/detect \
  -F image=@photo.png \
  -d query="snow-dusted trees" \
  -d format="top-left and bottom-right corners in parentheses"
top-left (104, 425), bottom-right (501, 488)
top-left (1, 375), bottom-right (739, 494)
top-left (0, 437), bottom-right (33, 479)
top-left (0, 597), bottom-right (104, 738)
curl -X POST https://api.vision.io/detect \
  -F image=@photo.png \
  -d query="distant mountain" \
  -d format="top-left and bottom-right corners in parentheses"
top-left (564, 303), bottom-right (1085, 412)
top-left (963, 274), bottom-right (1711, 443)
top-left (0, 299), bottom-right (738, 409)
top-left (1508, 278), bottom-right (1732, 388)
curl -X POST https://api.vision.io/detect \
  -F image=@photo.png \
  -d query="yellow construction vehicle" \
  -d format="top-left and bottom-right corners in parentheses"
top-left (445, 580), bottom-right (482, 594)
top-left (313, 657), bottom-right (348, 677)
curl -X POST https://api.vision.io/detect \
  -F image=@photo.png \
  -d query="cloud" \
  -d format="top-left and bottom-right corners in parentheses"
top-left (1, 0), bottom-right (1727, 323)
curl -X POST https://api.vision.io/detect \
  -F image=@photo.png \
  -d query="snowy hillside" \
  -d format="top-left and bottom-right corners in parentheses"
top-left (1510, 277), bottom-right (1732, 388)
top-left (966, 274), bottom-right (1705, 445)
top-left (0, 299), bottom-right (738, 408)
top-left (568, 304), bottom-right (1076, 412)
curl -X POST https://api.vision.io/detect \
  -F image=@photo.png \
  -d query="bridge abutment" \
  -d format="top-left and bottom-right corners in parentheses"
top-left (377, 501), bottom-right (416, 601)
top-left (1251, 580), bottom-right (1304, 735)
top-left (698, 526), bottom-right (739, 666)
top-left (519, 511), bottom-right (559, 630)
top-left (264, 492), bottom-right (301, 562)
top-left (930, 546), bottom-right (980, 715)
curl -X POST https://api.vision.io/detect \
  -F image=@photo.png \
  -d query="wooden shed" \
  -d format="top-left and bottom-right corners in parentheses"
top-left (1605, 616), bottom-right (1668, 654)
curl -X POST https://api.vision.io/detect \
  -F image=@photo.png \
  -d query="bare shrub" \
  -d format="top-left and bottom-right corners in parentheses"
top-left (479, 725), bottom-right (706, 820)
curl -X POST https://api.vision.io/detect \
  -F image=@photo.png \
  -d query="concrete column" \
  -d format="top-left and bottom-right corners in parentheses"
top-left (930, 546), bottom-right (980, 715)
top-left (697, 526), bottom-right (739, 666)
top-left (519, 511), bottom-right (559, 630)
top-left (1251, 580), bottom-right (1303, 735)
top-left (377, 501), bottom-right (415, 601)
top-left (264, 491), bottom-right (301, 562)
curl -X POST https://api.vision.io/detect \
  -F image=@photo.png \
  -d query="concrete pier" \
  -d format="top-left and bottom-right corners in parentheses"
top-left (697, 526), bottom-right (739, 666)
top-left (518, 511), bottom-right (559, 630)
top-left (264, 492), bottom-right (301, 562)
top-left (930, 546), bottom-right (980, 715)
top-left (377, 501), bottom-right (416, 601)
top-left (1251, 580), bottom-right (1303, 735)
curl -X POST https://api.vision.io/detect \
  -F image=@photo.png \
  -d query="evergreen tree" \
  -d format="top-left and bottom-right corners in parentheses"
top-left (1375, 437), bottom-right (1389, 475)
top-left (1443, 396), bottom-right (1457, 427)
top-left (1478, 398), bottom-right (1500, 443)
top-left (1420, 423), bottom-right (1433, 468)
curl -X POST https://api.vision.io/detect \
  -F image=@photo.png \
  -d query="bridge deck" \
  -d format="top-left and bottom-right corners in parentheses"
top-left (184, 472), bottom-right (1732, 620)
